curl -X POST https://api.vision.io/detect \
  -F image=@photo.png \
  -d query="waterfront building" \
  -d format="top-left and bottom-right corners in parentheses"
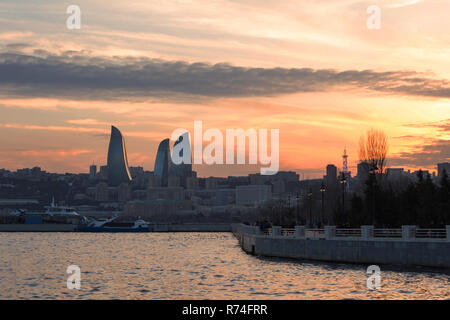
top-left (205, 177), bottom-right (218, 190)
top-left (107, 126), bottom-right (132, 186)
top-left (117, 183), bottom-right (132, 202)
top-left (186, 176), bottom-right (199, 189)
top-left (235, 184), bottom-right (272, 206)
top-left (148, 174), bottom-right (162, 188)
top-left (95, 182), bottom-right (109, 201)
top-left (132, 190), bottom-right (148, 200)
top-left (249, 171), bottom-right (298, 185)
top-left (249, 173), bottom-right (272, 185)
top-left (215, 189), bottom-right (235, 206)
top-left (168, 175), bottom-right (181, 187)
top-left (147, 186), bottom-right (185, 201)
top-left (124, 199), bottom-right (191, 218)
top-left (274, 171), bottom-right (299, 182)
top-left (271, 179), bottom-right (286, 194)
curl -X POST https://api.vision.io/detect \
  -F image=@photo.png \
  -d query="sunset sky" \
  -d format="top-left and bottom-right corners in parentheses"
top-left (0, 0), bottom-right (449, 178)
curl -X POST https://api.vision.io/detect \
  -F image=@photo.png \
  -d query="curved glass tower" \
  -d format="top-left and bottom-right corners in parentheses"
top-left (107, 126), bottom-right (132, 186)
top-left (154, 138), bottom-right (170, 187)
top-left (169, 132), bottom-right (193, 185)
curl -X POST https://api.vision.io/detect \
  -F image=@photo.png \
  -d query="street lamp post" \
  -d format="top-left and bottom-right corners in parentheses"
top-left (295, 193), bottom-right (300, 225)
top-left (340, 173), bottom-right (347, 225)
top-left (369, 164), bottom-right (378, 226)
top-left (320, 182), bottom-right (326, 226)
top-left (307, 189), bottom-right (313, 227)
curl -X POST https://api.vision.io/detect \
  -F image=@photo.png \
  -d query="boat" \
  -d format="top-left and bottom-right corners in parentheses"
top-left (77, 216), bottom-right (151, 232)
top-left (42, 204), bottom-right (80, 217)
top-left (3, 199), bottom-right (80, 231)
top-left (11, 198), bottom-right (80, 218)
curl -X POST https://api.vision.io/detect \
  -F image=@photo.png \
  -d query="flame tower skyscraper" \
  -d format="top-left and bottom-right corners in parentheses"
top-left (154, 138), bottom-right (171, 187)
top-left (107, 126), bottom-right (132, 186)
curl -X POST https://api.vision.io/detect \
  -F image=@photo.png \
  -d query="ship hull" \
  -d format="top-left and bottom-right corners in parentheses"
top-left (77, 226), bottom-right (151, 233)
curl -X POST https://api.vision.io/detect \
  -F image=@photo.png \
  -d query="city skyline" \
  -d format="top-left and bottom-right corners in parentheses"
top-left (0, 121), bottom-right (448, 178)
top-left (0, 0), bottom-right (449, 178)
top-left (0, 122), bottom-right (448, 179)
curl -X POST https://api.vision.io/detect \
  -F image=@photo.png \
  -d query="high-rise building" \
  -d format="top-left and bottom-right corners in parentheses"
top-left (357, 161), bottom-right (370, 181)
top-left (154, 138), bottom-right (170, 186)
top-left (89, 164), bottom-right (97, 179)
top-left (107, 126), bottom-right (132, 186)
top-left (325, 164), bottom-right (337, 187)
top-left (169, 132), bottom-right (193, 186)
top-left (98, 165), bottom-right (108, 179)
top-left (437, 162), bottom-right (450, 179)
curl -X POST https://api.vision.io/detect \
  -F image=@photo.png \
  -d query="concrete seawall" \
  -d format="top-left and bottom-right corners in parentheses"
top-left (0, 224), bottom-right (76, 232)
top-left (0, 223), bottom-right (231, 232)
top-left (151, 223), bottom-right (231, 232)
top-left (233, 224), bottom-right (450, 268)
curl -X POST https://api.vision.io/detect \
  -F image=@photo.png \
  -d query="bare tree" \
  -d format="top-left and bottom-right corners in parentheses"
top-left (359, 129), bottom-right (389, 174)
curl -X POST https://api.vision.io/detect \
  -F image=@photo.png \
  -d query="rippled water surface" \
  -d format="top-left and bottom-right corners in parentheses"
top-left (0, 232), bottom-right (448, 299)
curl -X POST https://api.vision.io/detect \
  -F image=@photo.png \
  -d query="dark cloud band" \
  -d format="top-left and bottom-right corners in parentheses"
top-left (0, 50), bottom-right (449, 101)
top-left (389, 139), bottom-right (450, 168)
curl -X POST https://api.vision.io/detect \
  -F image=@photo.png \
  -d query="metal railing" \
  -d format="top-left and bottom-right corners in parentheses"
top-left (234, 224), bottom-right (449, 241)
top-left (281, 228), bottom-right (295, 237)
top-left (335, 228), bottom-right (362, 237)
top-left (306, 228), bottom-right (325, 239)
top-left (416, 229), bottom-right (446, 239)
top-left (374, 228), bottom-right (402, 238)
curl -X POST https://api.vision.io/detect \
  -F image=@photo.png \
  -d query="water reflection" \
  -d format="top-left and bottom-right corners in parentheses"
top-left (0, 232), bottom-right (448, 299)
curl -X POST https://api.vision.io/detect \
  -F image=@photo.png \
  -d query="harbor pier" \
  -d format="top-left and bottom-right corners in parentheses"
top-left (232, 224), bottom-right (450, 268)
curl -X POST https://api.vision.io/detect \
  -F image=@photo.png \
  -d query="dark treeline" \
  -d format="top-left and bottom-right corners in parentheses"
top-left (247, 170), bottom-right (450, 228)
top-left (339, 170), bottom-right (450, 228)
top-left (248, 128), bottom-right (448, 228)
